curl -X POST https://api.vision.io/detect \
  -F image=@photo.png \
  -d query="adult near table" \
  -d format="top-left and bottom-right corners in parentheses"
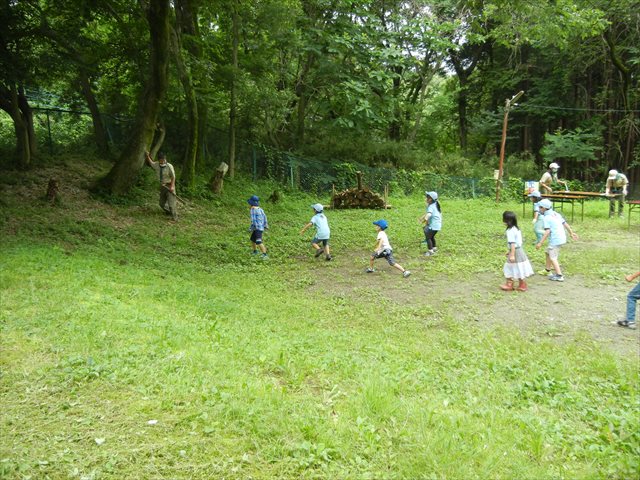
top-left (539, 162), bottom-right (568, 193)
top-left (605, 169), bottom-right (629, 218)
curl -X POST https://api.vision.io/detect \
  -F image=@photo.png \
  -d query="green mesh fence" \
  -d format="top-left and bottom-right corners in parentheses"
top-left (235, 144), bottom-right (527, 201)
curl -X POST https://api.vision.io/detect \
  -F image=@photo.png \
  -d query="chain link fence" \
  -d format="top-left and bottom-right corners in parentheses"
top-left (235, 143), bottom-right (527, 200)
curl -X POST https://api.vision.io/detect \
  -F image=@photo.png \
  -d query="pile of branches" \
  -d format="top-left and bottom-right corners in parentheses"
top-left (332, 187), bottom-right (385, 209)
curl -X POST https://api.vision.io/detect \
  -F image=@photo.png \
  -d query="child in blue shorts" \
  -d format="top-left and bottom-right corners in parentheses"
top-left (300, 203), bottom-right (332, 261)
top-left (248, 195), bottom-right (268, 258)
top-left (366, 219), bottom-right (410, 277)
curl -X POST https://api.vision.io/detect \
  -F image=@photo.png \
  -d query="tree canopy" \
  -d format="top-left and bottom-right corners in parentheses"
top-left (1, 0), bottom-right (637, 192)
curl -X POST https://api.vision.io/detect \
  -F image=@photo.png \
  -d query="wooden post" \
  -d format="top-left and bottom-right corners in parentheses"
top-left (384, 184), bottom-right (388, 208)
top-left (356, 171), bottom-right (363, 190)
top-left (331, 183), bottom-right (336, 208)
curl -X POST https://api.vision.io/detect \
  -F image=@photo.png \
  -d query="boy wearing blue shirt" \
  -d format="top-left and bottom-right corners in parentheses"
top-left (535, 199), bottom-right (578, 281)
top-left (248, 195), bottom-right (268, 258)
top-left (300, 203), bottom-right (332, 260)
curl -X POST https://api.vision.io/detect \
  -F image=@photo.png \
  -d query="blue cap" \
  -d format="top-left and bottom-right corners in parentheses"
top-left (373, 219), bottom-right (388, 230)
top-left (527, 190), bottom-right (542, 198)
top-left (247, 195), bottom-right (260, 206)
top-left (312, 203), bottom-right (324, 212)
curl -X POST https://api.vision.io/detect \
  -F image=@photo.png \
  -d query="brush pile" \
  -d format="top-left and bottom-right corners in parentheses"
top-left (331, 171), bottom-right (386, 209)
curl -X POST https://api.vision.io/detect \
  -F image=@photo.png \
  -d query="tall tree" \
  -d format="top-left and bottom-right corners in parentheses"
top-left (0, 1), bottom-right (39, 168)
top-left (100, 0), bottom-right (171, 195)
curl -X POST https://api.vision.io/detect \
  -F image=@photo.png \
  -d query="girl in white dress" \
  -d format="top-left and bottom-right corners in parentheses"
top-left (501, 211), bottom-right (534, 292)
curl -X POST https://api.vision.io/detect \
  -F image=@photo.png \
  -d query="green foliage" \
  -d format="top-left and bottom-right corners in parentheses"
top-left (1, 158), bottom-right (639, 478)
top-left (541, 128), bottom-right (603, 163)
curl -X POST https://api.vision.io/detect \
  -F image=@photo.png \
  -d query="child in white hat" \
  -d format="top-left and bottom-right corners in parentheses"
top-left (300, 203), bottom-right (332, 260)
top-left (420, 191), bottom-right (442, 256)
top-left (534, 199), bottom-right (579, 281)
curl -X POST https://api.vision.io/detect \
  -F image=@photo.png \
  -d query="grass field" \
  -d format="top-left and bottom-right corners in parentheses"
top-left (1, 159), bottom-right (639, 479)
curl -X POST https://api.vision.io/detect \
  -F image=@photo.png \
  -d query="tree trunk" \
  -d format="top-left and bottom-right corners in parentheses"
top-left (0, 84), bottom-right (31, 169)
top-left (388, 66), bottom-right (402, 141)
top-left (175, 0), bottom-right (207, 170)
top-left (17, 87), bottom-right (37, 159)
top-left (228, 0), bottom-right (239, 179)
top-left (78, 72), bottom-right (110, 156)
top-left (99, 0), bottom-right (171, 195)
top-left (170, 24), bottom-right (198, 189)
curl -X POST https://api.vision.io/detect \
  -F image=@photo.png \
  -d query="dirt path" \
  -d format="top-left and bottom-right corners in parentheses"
top-left (300, 256), bottom-right (640, 359)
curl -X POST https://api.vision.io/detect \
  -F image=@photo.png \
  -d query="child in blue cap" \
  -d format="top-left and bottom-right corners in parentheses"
top-left (248, 195), bottom-right (268, 258)
top-left (300, 203), bottom-right (332, 260)
top-left (367, 219), bottom-right (410, 277)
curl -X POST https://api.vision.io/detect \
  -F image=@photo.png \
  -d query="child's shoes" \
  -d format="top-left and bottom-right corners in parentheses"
top-left (403, 270), bottom-right (411, 278)
top-left (500, 280), bottom-right (514, 291)
top-left (366, 267), bottom-right (375, 273)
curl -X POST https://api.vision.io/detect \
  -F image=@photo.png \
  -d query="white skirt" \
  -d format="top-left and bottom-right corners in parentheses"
top-left (503, 247), bottom-right (534, 279)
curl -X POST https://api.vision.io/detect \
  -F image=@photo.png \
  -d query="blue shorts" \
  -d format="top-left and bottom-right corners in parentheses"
top-left (371, 248), bottom-right (396, 266)
top-left (250, 230), bottom-right (263, 244)
top-left (312, 238), bottom-right (329, 247)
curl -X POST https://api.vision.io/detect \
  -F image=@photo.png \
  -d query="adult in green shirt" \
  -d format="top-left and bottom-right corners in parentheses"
top-left (145, 151), bottom-right (177, 220)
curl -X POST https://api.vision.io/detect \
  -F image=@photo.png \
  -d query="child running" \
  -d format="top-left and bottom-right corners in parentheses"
top-left (248, 195), bottom-right (268, 259)
top-left (300, 203), bottom-right (332, 261)
top-left (617, 271), bottom-right (639, 329)
top-left (500, 211), bottom-right (534, 291)
top-left (420, 191), bottom-right (442, 256)
top-left (367, 219), bottom-right (410, 277)
top-left (535, 199), bottom-right (579, 281)
top-left (527, 190), bottom-right (545, 244)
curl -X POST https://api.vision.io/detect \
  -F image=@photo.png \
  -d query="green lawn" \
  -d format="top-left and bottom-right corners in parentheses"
top-left (1, 164), bottom-right (639, 479)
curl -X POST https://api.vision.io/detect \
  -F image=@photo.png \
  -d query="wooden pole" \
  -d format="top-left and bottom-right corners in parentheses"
top-left (496, 104), bottom-right (509, 203)
top-left (356, 171), bottom-right (363, 190)
top-left (496, 90), bottom-right (524, 203)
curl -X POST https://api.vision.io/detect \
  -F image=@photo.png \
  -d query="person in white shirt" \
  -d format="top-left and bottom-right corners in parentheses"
top-left (366, 219), bottom-right (410, 277)
top-left (605, 169), bottom-right (629, 218)
top-left (535, 199), bottom-right (579, 282)
top-left (500, 211), bottom-right (534, 292)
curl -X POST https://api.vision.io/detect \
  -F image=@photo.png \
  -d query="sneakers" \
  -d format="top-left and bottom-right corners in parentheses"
top-left (549, 274), bottom-right (564, 282)
top-left (537, 269), bottom-right (552, 276)
top-left (424, 250), bottom-right (435, 256)
top-left (261, 253), bottom-right (268, 260)
top-left (366, 267), bottom-right (375, 273)
top-left (403, 270), bottom-right (411, 278)
top-left (314, 248), bottom-right (324, 258)
top-left (325, 255), bottom-right (332, 261)
top-left (251, 250), bottom-right (259, 255)
top-left (617, 320), bottom-right (637, 329)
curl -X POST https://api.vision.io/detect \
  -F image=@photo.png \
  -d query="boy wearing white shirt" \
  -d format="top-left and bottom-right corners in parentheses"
top-left (366, 219), bottom-right (410, 277)
top-left (535, 199), bottom-right (579, 282)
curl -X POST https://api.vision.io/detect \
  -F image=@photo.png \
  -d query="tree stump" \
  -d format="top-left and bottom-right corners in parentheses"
top-left (210, 162), bottom-right (229, 194)
top-left (46, 178), bottom-right (59, 205)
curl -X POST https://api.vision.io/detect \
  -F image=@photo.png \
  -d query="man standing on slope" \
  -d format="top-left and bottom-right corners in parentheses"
top-left (145, 151), bottom-right (177, 221)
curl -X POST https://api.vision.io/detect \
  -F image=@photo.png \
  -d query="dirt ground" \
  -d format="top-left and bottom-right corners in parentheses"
top-left (304, 256), bottom-right (640, 359)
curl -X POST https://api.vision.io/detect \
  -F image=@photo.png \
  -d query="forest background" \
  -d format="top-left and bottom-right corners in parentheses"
top-left (1, 0), bottom-right (638, 194)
